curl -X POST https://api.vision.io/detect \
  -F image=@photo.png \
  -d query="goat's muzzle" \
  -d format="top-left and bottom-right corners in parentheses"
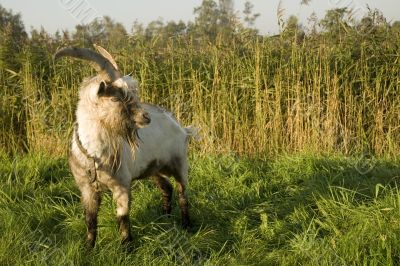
top-left (134, 110), bottom-right (151, 128)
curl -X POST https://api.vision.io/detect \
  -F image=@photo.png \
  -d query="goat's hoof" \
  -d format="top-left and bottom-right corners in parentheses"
top-left (182, 220), bottom-right (192, 230)
top-left (121, 236), bottom-right (134, 252)
top-left (86, 239), bottom-right (96, 249)
top-left (86, 233), bottom-right (96, 249)
top-left (163, 205), bottom-right (172, 216)
top-left (121, 234), bottom-right (133, 245)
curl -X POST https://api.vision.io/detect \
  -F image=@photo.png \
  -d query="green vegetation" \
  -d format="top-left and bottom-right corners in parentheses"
top-left (1, 1), bottom-right (400, 265)
top-left (1, 153), bottom-right (400, 265)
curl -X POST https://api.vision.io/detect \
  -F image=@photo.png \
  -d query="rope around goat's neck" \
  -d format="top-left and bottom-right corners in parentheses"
top-left (74, 122), bottom-right (98, 185)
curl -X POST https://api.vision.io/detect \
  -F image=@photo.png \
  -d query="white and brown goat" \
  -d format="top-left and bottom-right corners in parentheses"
top-left (54, 45), bottom-right (193, 248)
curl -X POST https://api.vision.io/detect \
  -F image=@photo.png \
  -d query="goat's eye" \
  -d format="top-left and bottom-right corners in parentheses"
top-left (97, 81), bottom-right (107, 95)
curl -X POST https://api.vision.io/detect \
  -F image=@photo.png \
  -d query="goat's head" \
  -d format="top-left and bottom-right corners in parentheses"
top-left (54, 45), bottom-right (151, 137)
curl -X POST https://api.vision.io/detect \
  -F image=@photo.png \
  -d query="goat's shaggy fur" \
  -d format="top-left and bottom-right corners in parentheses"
top-left (56, 46), bottom-right (193, 248)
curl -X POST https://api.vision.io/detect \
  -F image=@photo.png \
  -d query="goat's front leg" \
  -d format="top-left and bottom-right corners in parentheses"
top-left (81, 185), bottom-right (101, 248)
top-left (110, 184), bottom-right (132, 244)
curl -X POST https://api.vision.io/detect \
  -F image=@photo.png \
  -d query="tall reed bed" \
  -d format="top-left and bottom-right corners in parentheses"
top-left (1, 35), bottom-right (399, 157)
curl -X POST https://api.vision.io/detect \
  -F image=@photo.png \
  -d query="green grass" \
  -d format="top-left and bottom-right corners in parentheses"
top-left (1, 152), bottom-right (400, 265)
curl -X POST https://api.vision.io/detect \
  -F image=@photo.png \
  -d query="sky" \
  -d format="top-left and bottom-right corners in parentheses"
top-left (1, 0), bottom-right (399, 35)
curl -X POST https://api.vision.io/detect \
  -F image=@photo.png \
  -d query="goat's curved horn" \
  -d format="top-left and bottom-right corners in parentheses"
top-left (54, 47), bottom-right (121, 82)
top-left (93, 44), bottom-right (119, 71)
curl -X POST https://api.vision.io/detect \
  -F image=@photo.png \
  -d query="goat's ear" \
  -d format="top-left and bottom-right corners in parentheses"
top-left (97, 81), bottom-right (107, 95)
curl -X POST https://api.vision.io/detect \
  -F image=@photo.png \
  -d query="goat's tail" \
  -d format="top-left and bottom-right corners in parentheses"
top-left (184, 126), bottom-right (200, 141)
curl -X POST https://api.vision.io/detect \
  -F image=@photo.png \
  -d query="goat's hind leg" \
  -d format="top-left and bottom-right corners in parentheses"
top-left (153, 174), bottom-right (173, 215)
top-left (172, 163), bottom-right (191, 229)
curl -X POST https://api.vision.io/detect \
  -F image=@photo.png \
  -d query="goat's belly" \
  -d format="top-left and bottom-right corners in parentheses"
top-left (123, 140), bottom-right (185, 180)
top-left (125, 144), bottom-right (165, 180)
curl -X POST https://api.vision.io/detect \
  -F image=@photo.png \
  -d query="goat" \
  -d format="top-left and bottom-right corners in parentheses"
top-left (54, 45), bottom-right (193, 248)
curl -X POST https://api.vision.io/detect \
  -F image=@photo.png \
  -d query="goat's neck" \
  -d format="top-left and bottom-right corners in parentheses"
top-left (76, 113), bottom-right (122, 162)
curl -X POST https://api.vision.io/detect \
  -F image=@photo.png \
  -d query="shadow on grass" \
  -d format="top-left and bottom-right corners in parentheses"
top-left (235, 155), bottom-right (399, 212)
top-left (269, 156), bottom-right (400, 216)
top-left (186, 154), bottom-right (400, 253)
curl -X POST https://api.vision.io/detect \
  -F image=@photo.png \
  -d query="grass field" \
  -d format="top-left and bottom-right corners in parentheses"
top-left (1, 152), bottom-right (400, 265)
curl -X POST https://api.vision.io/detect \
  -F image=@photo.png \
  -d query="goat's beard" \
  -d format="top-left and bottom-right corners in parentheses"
top-left (115, 122), bottom-right (140, 154)
top-left (126, 127), bottom-right (139, 150)
top-left (99, 119), bottom-right (139, 172)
